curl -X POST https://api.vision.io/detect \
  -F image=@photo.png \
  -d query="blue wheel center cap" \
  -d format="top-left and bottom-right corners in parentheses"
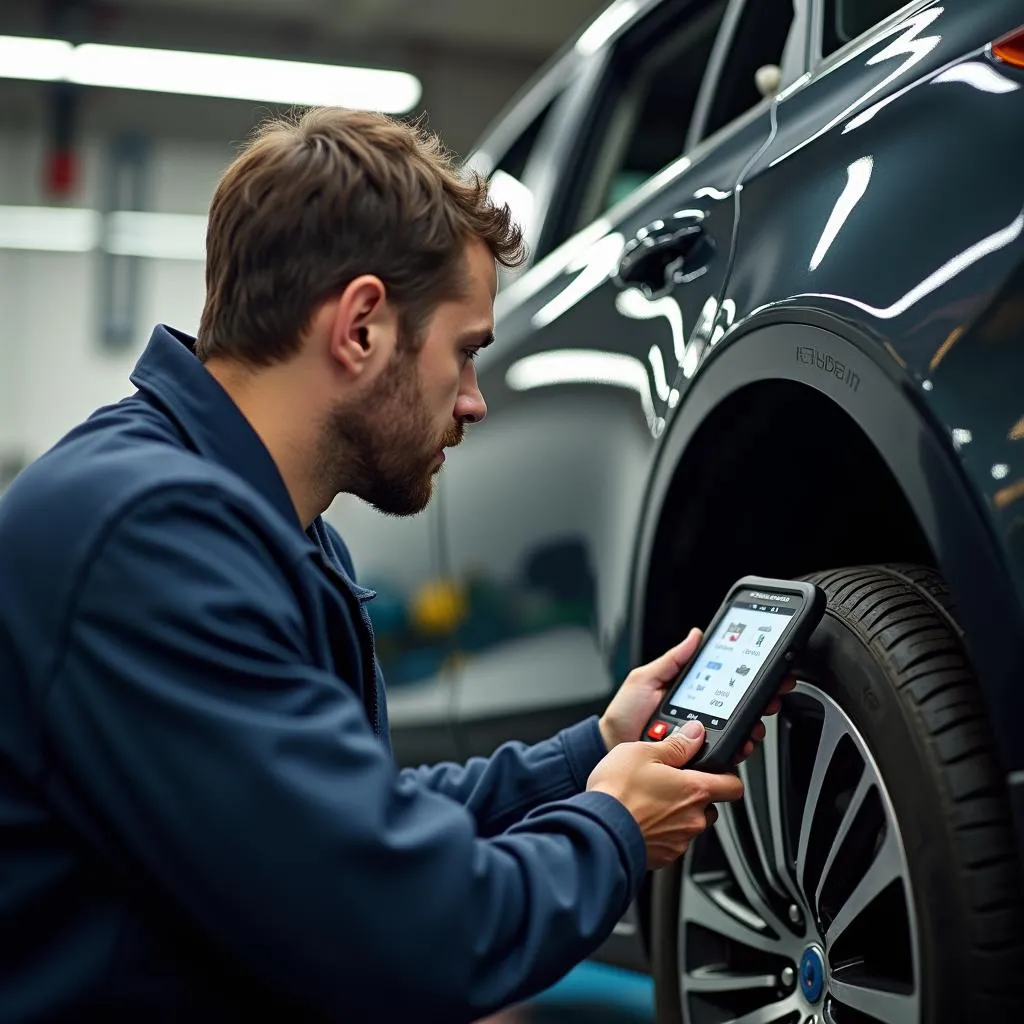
top-left (799, 946), bottom-right (825, 1003)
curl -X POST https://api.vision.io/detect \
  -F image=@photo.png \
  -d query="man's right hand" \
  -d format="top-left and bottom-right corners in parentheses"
top-left (586, 721), bottom-right (743, 870)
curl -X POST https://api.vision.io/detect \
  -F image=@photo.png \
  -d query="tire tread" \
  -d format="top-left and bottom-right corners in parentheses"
top-left (804, 564), bottom-right (1024, 1012)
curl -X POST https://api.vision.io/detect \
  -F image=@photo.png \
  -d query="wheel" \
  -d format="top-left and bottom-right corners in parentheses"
top-left (649, 565), bottom-right (1024, 1024)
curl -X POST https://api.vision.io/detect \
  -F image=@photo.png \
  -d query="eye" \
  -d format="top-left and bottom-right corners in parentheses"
top-left (463, 349), bottom-right (479, 363)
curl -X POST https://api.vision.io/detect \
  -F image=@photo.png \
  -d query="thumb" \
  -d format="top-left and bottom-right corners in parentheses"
top-left (651, 720), bottom-right (706, 767)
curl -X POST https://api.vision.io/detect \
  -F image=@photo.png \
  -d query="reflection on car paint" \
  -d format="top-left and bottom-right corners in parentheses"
top-left (932, 59), bottom-right (1021, 93)
top-left (574, 0), bottom-right (648, 58)
top-left (769, 6), bottom-right (946, 168)
top-left (796, 209), bottom-right (1024, 320)
top-left (531, 233), bottom-right (626, 329)
top-left (505, 348), bottom-right (664, 437)
top-left (808, 155), bottom-right (873, 271)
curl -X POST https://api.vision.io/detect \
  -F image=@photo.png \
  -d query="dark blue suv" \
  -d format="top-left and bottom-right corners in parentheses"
top-left (333, 1), bottom-right (1024, 1020)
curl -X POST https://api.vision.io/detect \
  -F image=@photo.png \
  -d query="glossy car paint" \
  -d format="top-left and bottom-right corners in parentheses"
top-left (711, 0), bottom-right (1024, 777)
top-left (333, 0), bottom-right (1024, 968)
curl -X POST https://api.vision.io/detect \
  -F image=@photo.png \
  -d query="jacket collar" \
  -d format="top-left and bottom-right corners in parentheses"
top-left (129, 324), bottom-right (301, 530)
top-left (129, 325), bottom-right (375, 604)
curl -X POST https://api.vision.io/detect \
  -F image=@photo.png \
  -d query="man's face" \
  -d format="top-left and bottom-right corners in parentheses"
top-left (329, 238), bottom-right (496, 516)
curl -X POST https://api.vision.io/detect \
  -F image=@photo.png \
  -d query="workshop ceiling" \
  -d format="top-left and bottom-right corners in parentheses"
top-left (0, 0), bottom-right (610, 152)
top-left (4, 0), bottom-right (610, 61)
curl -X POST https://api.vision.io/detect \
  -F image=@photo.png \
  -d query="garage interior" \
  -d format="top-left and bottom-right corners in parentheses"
top-left (3, 1), bottom-right (1024, 1022)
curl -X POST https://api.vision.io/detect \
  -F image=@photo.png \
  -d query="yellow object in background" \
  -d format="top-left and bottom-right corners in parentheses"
top-left (411, 578), bottom-right (468, 635)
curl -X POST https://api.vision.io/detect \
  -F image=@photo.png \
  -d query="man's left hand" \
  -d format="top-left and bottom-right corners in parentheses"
top-left (597, 628), bottom-right (796, 762)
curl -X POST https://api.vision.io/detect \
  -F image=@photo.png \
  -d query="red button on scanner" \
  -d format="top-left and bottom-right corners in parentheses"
top-left (646, 721), bottom-right (670, 740)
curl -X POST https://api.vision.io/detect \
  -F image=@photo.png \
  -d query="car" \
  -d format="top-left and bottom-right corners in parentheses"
top-left (328, 0), bottom-right (1024, 1020)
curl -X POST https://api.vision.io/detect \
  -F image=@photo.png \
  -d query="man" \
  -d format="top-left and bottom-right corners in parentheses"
top-left (0, 108), bottom-right (783, 1022)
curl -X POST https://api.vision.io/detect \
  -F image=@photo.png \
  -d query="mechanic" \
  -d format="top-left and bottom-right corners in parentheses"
top-left (0, 107), bottom-right (787, 1023)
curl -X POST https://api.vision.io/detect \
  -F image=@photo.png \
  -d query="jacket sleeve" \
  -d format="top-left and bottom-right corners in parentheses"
top-left (42, 485), bottom-right (646, 1023)
top-left (400, 719), bottom-right (610, 836)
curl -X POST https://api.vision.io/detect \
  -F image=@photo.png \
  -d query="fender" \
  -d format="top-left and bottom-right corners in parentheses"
top-left (630, 311), bottom-right (1024, 782)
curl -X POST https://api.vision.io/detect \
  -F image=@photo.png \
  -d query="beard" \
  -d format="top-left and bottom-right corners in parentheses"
top-left (320, 349), bottom-right (463, 517)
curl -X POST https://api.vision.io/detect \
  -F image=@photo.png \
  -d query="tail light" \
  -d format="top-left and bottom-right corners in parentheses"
top-left (992, 25), bottom-right (1024, 69)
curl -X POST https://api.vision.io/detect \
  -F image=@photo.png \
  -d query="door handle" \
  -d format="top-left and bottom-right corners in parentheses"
top-left (614, 212), bottom-right (713, 297)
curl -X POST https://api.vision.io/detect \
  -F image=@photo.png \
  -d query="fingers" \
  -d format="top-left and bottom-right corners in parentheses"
top-left (690, 769), bottom-right (744, 804)
top-left (733, 741), bottom-right (754, 766)
top-left (705, 805), bottom-right (719, 828)
top-left (653, 721), bottom-right (706, 767)
top-left (764, 677), bottom-right (796, 717)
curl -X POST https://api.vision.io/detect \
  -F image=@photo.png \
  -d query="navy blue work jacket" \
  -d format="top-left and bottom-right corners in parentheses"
top-left (0, 325), bottom-right (645, 1022)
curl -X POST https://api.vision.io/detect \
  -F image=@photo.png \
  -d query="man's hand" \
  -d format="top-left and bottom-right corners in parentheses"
top-left (587, 721), bottom-right (744, 869)
top-left (597, 629), bottom-right (796, 763)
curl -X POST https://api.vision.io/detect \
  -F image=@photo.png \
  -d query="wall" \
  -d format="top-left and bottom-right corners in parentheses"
top-left (0, 49), bottom-right (539, 465)
top-left (0, 126), bottom-right (238, 462)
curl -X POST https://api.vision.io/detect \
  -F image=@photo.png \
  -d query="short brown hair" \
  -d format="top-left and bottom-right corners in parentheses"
top-left (196, 107), bottom-right (526, 365)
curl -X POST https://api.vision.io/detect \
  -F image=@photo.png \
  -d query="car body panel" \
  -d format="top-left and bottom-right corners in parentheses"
top-left (335, 0), bottom-right (1024, 964)
top-left (709, 0), bottom-right (1024, 768)
top-left (440, 92), bottom-right (780, 762)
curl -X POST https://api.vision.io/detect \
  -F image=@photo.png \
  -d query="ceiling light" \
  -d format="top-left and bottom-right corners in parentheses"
top-left (105, 211), bottom-right (207, 260)
top-left (0, 35), bottom-right (421, 113)
top-left (0, 205), bottom-right (100, 252)
top-left (0, 36), bottom-right (72, 81)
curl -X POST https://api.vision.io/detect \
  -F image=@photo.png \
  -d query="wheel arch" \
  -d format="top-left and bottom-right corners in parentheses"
top-left (629, 313), bottom-right (1024, 778)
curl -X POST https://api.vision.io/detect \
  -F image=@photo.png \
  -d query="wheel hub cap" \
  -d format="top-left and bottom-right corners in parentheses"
top-left (799, 945), bottom-right (825, 1004)
top-left (676, 683), bottom-right (922, 1024)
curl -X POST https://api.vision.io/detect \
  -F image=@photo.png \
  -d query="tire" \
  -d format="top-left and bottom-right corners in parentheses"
top-left (650, 564), bottom-right (1024, 1024)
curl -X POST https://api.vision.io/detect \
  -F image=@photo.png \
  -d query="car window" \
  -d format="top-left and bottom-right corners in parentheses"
top-left (822, 0), bottom-right (909, 57)
top-left (698, 0), bottom-right (796, 141)
top-left (560, 0), bottom-right (730, 240)
top-left (478, 95), bottom-right (560, 277)
top-left (491, 97), bottom-right (557, 183)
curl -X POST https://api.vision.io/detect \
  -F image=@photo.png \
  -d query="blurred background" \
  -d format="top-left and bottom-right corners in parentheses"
top-left (0, 1), bottom-right (652, 1019)
top-left (0, 0), bottom-right (610, 487)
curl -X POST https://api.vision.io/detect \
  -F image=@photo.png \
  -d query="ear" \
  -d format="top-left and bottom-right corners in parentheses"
top-left (326, 275), bottom-right (397, 378)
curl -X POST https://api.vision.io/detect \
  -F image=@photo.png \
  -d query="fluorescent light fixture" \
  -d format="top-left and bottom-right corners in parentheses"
top-left (0, 35), bottom-right (421, 113)
top-left (0, 205), bottom-right (100, 252)
top-left (0, 205), bottom-right (208, 259)
top-left (106, 211), bottom-right (207, 260)
top-left (0, 36), bottom-right (72, 81)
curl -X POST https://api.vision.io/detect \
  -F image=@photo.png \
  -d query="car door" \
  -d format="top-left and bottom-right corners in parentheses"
top-left (439, 0), bottom-right (803, 762)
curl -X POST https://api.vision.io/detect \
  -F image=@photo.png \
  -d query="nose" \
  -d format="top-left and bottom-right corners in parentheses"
top-left (454, 374), bottom-right (487, 426)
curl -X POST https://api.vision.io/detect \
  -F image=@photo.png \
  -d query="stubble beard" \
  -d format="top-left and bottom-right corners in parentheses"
top-left (321, 350), bottom-right (463, 518)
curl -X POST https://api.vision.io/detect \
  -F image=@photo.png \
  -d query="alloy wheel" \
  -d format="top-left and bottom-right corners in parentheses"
top-left (678, 681), bottom-right (921, 1024)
